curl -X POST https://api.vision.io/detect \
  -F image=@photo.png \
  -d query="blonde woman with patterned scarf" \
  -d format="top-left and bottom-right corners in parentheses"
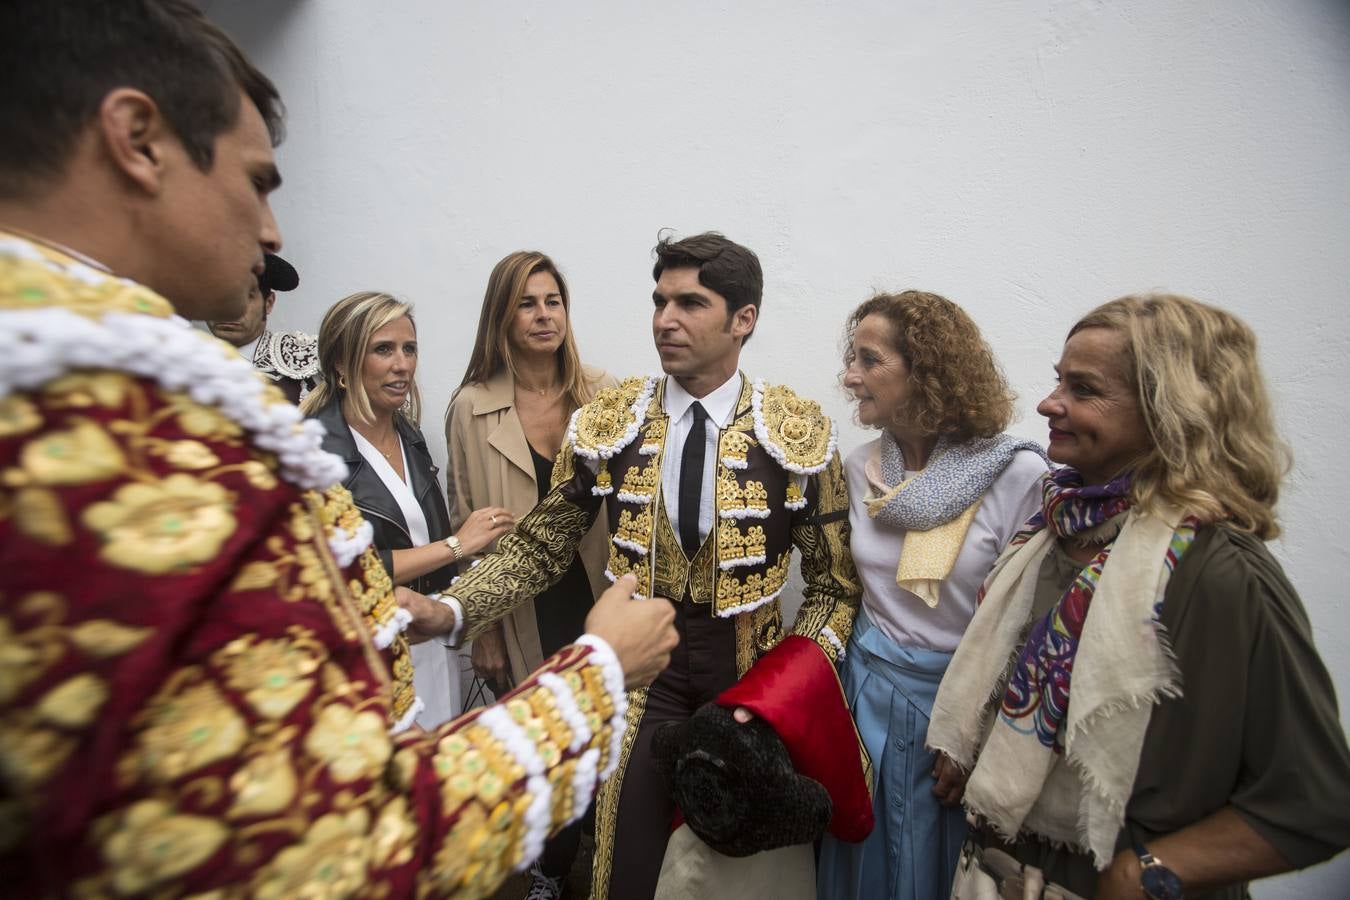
top-left (929, 294), bottom-right (1350, 899)
top-left (817, 292), bottom-right (1048, 900)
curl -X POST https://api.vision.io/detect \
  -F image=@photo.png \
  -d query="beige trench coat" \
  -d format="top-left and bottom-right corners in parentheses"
top-left (444, 366), bottom-right (615, 683)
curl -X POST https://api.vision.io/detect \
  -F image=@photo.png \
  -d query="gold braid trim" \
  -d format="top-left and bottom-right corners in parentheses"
top-left (453, 487), bottom-right (593, 643)
top-left (589, 686), bottom-right (648, 900)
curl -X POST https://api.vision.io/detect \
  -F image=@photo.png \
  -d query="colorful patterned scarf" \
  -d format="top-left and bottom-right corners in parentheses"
top-left (929, 466), bottom-right (1200, 869)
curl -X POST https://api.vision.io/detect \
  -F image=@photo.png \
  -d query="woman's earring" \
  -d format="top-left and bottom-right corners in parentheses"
top-left (338, 374), bottom-right (347, 389)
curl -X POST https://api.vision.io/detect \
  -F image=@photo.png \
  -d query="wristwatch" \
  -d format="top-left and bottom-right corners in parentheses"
top-left (1133, 839), bottom-right (1183, 900)
top-left (444, 534), bottom-right (463, 562)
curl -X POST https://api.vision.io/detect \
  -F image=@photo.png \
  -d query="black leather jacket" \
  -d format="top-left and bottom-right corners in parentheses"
top-left (312, 395), bottom-right (457, 594)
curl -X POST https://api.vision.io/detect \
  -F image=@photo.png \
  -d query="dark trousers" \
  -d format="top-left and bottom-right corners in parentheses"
top-left (602, 597), bottom-right (739, 900)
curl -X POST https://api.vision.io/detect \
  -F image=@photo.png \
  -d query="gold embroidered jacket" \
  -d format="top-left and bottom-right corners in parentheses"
top-left (451, 375), bottom-right (861, 675)
top-left (0, 235), bottom-right (628, 898)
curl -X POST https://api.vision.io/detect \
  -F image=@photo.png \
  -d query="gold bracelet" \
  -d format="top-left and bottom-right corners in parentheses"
top-left (444, 534), bottom-right (463, 562)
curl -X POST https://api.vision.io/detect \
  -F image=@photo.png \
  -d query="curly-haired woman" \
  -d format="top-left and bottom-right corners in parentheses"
top-left (817, 291), bottom-right (1047, 900)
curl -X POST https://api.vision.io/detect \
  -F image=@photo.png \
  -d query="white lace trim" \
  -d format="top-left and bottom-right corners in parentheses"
top-left (615, 490), bottom-right (654, 505)
top-left (574, 634), bottom-right (629, 781)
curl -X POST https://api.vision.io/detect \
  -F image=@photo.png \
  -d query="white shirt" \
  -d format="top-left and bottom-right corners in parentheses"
top-left (236, 335), bottom-right (261, 365)
top-left (348, 426), bottom-right (429, 544)
top-left (846, 439), bottom-right (1047, 652)
top-left (661, 373), bottom-right (743, 551)
top-left (350, 425), bottom-right (462, 727)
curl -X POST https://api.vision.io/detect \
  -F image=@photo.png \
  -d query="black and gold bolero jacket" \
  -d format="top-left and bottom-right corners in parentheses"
top-left (451, 374), bottom-right (861, 676)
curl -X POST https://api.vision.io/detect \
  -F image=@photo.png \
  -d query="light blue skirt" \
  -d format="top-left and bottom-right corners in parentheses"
top-left (817, 610), bottom-right (968, 900)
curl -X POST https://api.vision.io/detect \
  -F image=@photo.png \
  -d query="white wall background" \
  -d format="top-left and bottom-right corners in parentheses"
top-left (206, 1), bottom-right (1350, 895)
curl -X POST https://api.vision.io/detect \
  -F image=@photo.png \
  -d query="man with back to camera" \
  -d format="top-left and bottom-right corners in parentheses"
top-left (0, 1), bottom-right (677, 895)
top-left (444, 231), bottom-right (873, 899)
top-left (206, 250), bottom-right (320, 404)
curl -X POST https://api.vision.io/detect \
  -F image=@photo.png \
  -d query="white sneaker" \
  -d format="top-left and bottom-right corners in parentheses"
top-left (524, 861), bottom-right (564, 900)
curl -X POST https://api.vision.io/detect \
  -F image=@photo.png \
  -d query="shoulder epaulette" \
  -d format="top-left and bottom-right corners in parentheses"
top-left (565, 375), bottom-right (657, 461)
top-left (750, 379), bottom-right (837, 475)
top-left (260, 330), bottom-right (320, 381)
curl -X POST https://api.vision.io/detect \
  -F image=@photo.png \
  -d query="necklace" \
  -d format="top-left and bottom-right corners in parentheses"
top-left (517, 381), bottom-right (560, 398)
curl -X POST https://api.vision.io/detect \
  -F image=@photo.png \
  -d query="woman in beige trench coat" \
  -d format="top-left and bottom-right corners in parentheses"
top-left (445, 250), bottom-right (613, 897)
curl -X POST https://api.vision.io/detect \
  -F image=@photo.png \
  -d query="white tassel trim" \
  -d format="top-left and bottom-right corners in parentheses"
top-left (478, 705), bottom-right (553, 870)
top-left (719, 456), bottom-right (748, 470)
top-left (820, 626), bottom-right (846, 661)
top-left (615, 491), bottom-right (653, 505)
top-left (713, 585), bottom-right (783, 618)
top-left (612, 535), bottom-right (649, 556)
top-left (574, 634), bottom-right (629, 781)
top-left (0, 294), bottom-right (348, 492)
top-left (389, 694), bottom-right (425, 735)
top-left (718, 554), bottom-right (768, 570)
top-left (602, 569), bottom-right (648, 601)
top-left (372, 607), bottom-right (413, 651)
top-left (537, 672), bottom-right (592, 753)
top-left (570, 747), bottom-right (602, 822)
top-left (784, 496), bottom-right (808, 511)
top-left (327, 517), bottom-right (373, 568)
top-left (639, 444), bottom-right (661, 456)
top-left (718, 506), bottom-right (771, 520)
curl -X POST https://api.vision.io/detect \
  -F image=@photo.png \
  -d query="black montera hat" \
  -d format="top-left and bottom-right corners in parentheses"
top-left (257, 252), bottom-right (299, 296)
top-left (651, 703), bottom-right (832, 858)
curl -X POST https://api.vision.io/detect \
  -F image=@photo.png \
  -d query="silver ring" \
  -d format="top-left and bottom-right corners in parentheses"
top-left (490, 515), bottom-right (497, 525)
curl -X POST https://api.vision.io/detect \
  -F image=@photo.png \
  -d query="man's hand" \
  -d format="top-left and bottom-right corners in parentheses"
top-left (931, 752), bottom-right (968, 807)
top-left (583, 574), bottom-right (678, 690)
top-left (395, 586), bottom-right (456, 644)
top-left (471, 626), bottom-right (511, 693)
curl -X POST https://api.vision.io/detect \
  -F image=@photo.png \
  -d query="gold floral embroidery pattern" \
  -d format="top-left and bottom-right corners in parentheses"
top-left (251, 808), bottom-right (372, 900)
top-left (219, 632), bottom-right (323, 720)
top-left (97, 800), bottom-right (229, 896)
top-left (0, 395), bottom-right (40, 437)
top-left (305, 704), bottom-right (392, 783)
top-left (2, 237), bottom-right (637, 897)
top-left (123, 676), bottom-right (248, 784)
top-left (83, 474), bottom-right (237, 575)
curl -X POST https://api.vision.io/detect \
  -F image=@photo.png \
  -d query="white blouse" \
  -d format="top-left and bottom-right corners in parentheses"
top-left (845, 439), bottom-right (1046, 653)
top-left (350, 426), bottom-right (460, 729)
